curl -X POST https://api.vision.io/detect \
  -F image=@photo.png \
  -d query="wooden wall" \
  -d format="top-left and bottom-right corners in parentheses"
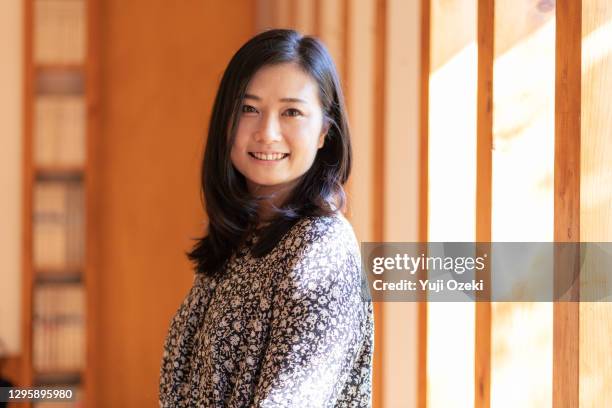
top-left (94, 1), bottom-right (254, 406)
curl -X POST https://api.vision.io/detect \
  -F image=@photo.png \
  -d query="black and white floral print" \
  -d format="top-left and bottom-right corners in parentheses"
top-left (159, 213), bottom-right (374, 407)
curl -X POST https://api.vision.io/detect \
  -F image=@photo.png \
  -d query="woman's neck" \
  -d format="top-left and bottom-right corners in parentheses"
top-left (247, 180), bottom-right (297, 224)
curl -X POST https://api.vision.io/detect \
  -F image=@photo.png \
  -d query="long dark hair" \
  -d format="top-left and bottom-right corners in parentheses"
top-left (187, 29), bottom-right (352, 276)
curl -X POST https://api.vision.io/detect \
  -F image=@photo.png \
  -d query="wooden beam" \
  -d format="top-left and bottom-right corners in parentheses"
top-left (374, 0), bottom-right (385, 249)
top-left (375, 0), bottom-right (421, 407)
top-left (85, 0), bottom-right (101, 405)
top-left (553, 0), bottom-right (581, 406)
top-left (418, 0), bottom-right (429, 406)
top-left (374, 2), bottom-right (386, 405)
top-left (475, 0), bottom-right (494, 406)
top-left (21, 0), bottom-right (34, 396)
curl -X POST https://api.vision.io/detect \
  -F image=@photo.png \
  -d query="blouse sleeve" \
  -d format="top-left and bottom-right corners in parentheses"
top-left (250, 222), bottom-right (367, 407)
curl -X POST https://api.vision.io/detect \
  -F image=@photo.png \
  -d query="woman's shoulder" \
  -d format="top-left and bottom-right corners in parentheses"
top-left (278, 211), bottom-right (360, 262)
top-left (273, 212), bottom-right (366, 300)
top-left (289, 211), bottom-right (355, 241)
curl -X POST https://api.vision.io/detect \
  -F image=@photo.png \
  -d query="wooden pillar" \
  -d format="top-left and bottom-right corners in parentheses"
top-left (553, 1), bottom-right (581, 406)
top-left (475, 0), bottom-right (494, 406)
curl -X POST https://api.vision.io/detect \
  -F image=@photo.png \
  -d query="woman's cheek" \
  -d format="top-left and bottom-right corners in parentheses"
top-left (235, 118), bottom-right (257, 142)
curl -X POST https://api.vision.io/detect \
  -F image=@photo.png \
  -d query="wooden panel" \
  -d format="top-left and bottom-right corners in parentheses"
top-left (96, 1), bottom-right (254, 406)
top-left (345, 0), bottom-right (376, 242)
top-left (273, 0), bottom-right (291, 28)
top-left (21, 0), bottom-right (35, 393)
top-left (579, 0), bottom-right (612, 405)
top-left (331, 3), bottom-right (393, 408)
top-left (419, 0), bottom-right (429, 400)
top-left (430, 0), bottom-right (476, 71)
top-left (419, 0), bottom-right (429, 247)
top-left (553, 1), bottom-right (581, 407)
top-left (85, 0), bottom-right (101, 405)
top-left (293, 0), bottom-right (316, 35)
top-left (316, 0), bottom-right (346, 81)
top-left (256, 0), bottom-right (292, 31)
top-left (474, 3), bottom-right (493, 407)
top-left (372, 5), bottom-right (384, 408)
top-left (0, 0), bottom-right (24, 363)
top-left (554, 5), bottom-right (581, 237)
top-left (382, 0), bottom-right (422, 407)
top-left (494, 0), bottom-right (556, 57)
top-left (255, 0), bottom-right (275, 32)
top-left (344, 0), bottom-right (382, 407)
top-left (476, 0), bottom-right (493, 243)
top-left (373, 0), bottom-right (385, 249)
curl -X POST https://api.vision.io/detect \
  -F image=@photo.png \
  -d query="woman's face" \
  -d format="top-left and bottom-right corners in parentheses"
top-left (230, 62), bottom-right (327, 198)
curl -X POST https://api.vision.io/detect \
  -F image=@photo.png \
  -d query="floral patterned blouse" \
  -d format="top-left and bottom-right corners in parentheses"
top-left (159, 213), bottom-right (374, 407)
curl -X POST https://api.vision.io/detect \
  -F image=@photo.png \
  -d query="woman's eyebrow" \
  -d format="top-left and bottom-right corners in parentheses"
top-left (244, 93), bottom-right (307, 104)
top-left (279, 97), bottom-right (307, 104)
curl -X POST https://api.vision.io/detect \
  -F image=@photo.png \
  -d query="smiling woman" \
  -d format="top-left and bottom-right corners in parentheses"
top-left (158, 29), bottom-right (374, 407)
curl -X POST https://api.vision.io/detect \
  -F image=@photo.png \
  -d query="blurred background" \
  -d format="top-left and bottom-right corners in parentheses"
top-left (0, 0), bottom-right (610, 407)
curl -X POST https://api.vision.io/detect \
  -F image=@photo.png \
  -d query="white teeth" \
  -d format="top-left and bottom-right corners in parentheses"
top-left (251, 152), bottom-right (287, 161)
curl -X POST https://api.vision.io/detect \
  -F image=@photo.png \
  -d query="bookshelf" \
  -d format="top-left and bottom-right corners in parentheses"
top-left (22, 0), bottom-right (98, 406)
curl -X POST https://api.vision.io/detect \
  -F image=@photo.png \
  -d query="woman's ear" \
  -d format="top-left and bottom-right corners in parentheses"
top-left (318, 122), bottom-right (330, 149)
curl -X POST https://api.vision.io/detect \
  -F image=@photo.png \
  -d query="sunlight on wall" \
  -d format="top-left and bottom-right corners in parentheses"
top-left (427, 0), bottom-right (477, 405)
top-left (490, 3), bottom-right (555, 406)
top-left (491, 19), bottom-right (555, 243)
top-left (580, 3), bottom-right (612, 405)
top-left (428, 43), bottom-right (477, 243)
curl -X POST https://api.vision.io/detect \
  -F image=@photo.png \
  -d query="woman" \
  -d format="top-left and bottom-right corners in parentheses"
top-left (159, 29), bottom-right (374, 407)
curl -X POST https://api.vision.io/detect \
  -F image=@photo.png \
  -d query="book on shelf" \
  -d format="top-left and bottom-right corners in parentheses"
top-left (35, 95), bottom-right (86, 167)
top-left (33, 284), bottom-right (85, 374)
top-left (34, 180), bottom-right (85, 271)
top-left (34, 0), bottom-right (86, 65)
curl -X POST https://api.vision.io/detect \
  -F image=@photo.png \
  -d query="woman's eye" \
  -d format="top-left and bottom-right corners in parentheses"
top-left (241, 105), bottom-right (258, 114)
top-left (283, 108), bottom-right (302, 117)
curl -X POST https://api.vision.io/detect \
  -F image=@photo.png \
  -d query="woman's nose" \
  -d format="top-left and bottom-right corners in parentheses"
top-left (254, 112), bottom-right (282, 144)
